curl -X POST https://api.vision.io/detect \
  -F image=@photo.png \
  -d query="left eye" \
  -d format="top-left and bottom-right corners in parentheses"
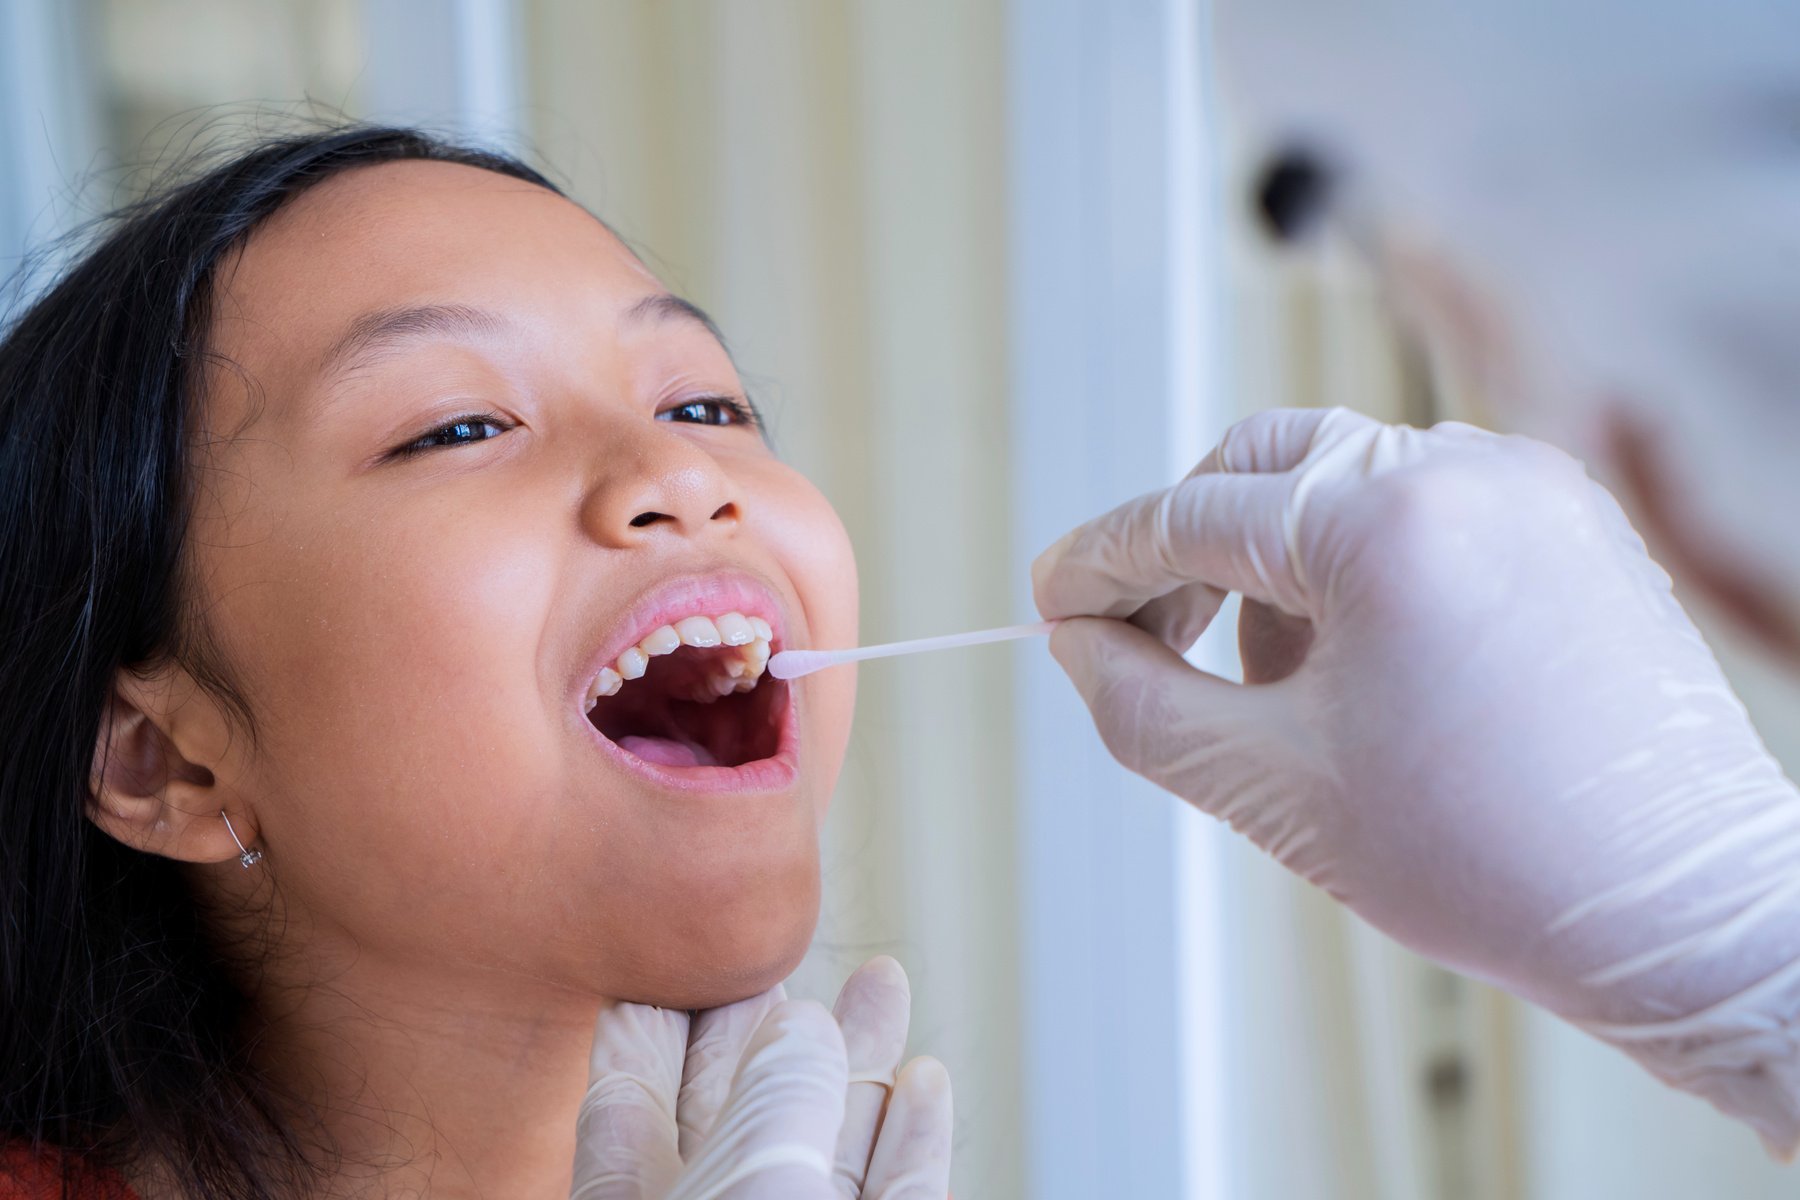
top-left (658, 397), bottom-right (756, 428)
top-left (391, 413), bottom-right (510, 459)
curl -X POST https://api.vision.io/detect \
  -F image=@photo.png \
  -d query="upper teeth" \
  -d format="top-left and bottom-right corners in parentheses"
top-left (586, 611), bottom-right (775, 711)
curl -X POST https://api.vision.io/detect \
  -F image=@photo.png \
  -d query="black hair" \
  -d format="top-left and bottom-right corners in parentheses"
top-left (0, 125), bottom-right (561, 1199)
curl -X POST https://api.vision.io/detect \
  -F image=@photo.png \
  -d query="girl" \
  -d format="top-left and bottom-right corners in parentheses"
top-left (0, 125), bottom-right (949, 1198)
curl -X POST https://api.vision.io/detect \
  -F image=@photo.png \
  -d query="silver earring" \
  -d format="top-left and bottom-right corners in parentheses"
top-left (221, 810), bottom-right (263, 868)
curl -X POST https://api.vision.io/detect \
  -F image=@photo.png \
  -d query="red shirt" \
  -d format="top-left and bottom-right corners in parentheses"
top-left (0, 1145), bottom-right (140, 1200)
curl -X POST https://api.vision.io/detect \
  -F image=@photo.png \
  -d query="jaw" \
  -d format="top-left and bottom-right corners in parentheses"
top-left (595, 830), bottom-right (823, 1009)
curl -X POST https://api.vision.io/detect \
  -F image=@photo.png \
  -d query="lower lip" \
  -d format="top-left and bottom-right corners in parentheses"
top-left (579, 682), bottom-right (801, 795)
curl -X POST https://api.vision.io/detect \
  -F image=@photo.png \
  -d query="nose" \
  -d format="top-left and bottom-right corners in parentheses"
top-left (580, 423), bottom-right (742, 549)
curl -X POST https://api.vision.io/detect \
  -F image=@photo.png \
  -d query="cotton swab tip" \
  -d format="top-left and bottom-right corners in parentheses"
top-left (767, 649), bottom-right (831, 681)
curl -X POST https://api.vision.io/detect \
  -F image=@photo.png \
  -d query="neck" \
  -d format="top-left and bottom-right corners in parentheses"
top-left (246, 946), bottom-right (599, 1199)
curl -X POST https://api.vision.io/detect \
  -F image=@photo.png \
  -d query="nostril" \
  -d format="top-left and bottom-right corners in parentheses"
top-left (709, 502), bottom-right (738, 522)
top-left (629, 511), bottom-right (668, 528)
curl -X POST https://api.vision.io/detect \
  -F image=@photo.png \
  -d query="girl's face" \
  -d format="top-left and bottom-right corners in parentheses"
top-left (173, 161), bottom-right (857, 1007)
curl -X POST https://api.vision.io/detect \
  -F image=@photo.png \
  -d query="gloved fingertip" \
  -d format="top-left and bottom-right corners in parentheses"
top-left (894, 1055), bottom-right (952, 1106)
top-left (1047, 615), bottom-right (1129, 679)
top-left (832, 956), bottom-right (910, 1026)
top-left (834, 956), bottom-right (911, 1085)
top-left (835, 954), bottom-right (907, 1003)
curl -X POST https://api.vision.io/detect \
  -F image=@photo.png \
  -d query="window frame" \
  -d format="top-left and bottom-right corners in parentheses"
top-left (1006, 1), bottom-right (1234, 1196)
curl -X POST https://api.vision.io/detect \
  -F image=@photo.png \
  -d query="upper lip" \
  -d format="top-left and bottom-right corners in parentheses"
top-left (575, 568), bottom-right (788, 705)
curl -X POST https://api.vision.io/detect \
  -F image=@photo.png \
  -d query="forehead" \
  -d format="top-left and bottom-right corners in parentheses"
top-left (206, 159), bottom-right (664, 387)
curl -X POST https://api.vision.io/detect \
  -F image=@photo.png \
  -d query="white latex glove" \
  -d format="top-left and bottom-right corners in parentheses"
top-left (572, 956), bottom-right (953, 1198)
top-left (1033, 406), bottom-right (1800, 1155)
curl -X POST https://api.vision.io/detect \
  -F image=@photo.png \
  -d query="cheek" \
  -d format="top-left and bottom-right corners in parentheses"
top-left (761, 471), bottom-right (858, 645)
top-left (197, 469), bottom-right (567, 925)
top-left (743, 463), bottom-right (858, 817)
top-left (258, 507), bottom-right (552, 758)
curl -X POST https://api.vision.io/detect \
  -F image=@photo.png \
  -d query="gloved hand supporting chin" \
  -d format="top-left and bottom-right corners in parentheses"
top-left (573, 956), bottom-right (953, 1198)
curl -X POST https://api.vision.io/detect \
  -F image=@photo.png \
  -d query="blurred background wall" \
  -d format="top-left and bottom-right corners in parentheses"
top-left (5, 2), bottom-right (1799, 1197)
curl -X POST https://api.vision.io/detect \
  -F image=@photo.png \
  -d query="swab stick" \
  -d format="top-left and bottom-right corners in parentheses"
top-left (767, 620), bottom-right (1060, 681)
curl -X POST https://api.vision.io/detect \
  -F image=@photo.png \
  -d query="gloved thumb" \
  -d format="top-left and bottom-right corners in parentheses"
top-left (1049, 616), bottom-right (1285, 810)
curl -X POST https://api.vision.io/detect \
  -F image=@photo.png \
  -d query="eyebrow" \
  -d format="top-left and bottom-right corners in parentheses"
top-left (320, 303), bottom-right (510, 378)
top-left (623, 292), bottom-right (731, 349)
top-left (320, 293), bottom-right (730, 381)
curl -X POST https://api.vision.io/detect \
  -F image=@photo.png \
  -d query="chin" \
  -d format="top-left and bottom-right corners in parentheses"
top-left (617, 869), bottom-right (822, 1010)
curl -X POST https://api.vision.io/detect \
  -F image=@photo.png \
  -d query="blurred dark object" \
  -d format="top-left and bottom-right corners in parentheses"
top-left (1253, 146), bottom-right (1332, 242)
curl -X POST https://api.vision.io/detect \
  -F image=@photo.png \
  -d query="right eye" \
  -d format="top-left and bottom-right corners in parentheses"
top-left (388, 412), bottom-right (512, 460)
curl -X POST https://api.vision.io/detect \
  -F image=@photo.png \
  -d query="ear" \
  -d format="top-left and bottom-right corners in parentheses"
top-left (88, 668), bottom-right (250, 866)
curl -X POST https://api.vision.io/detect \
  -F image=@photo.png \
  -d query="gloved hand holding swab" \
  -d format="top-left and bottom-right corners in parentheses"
top-left (767, 620), bottom-right (1060, 680)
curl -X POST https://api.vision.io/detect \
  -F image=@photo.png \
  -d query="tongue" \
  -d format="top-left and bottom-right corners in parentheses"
top-left (617, 734), bottom-right (720, 768)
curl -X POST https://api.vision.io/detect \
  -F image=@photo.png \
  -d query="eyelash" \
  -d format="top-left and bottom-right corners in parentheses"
top-left (657, 396), bottom-right (761, 431)
top-left (387, 396), bottom-right (761, 461)
top-left (389, 413), bottom-right (512, 459)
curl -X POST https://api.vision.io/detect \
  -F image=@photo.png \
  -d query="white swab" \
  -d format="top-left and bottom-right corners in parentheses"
top-left (767, 620), bottom-right (1061, 681)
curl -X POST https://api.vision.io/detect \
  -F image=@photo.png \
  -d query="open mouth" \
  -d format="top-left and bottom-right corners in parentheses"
top-left (583, 612), bottom-right (790, 770)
